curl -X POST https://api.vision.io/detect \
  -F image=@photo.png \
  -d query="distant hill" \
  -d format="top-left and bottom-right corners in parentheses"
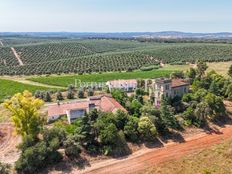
top-left (1, 31), bottom-right (232, 39)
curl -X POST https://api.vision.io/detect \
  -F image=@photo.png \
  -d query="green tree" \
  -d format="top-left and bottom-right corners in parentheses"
top-left (228, 64), bottom-right (232, 77)
top-left (194, 101), bottom-right (211, 125)
top-left (187, 68), bottom-right (197, 79)
top-left (160, 98), bottom-right (179, 130)
top-left (124, 116), bottom-right (139, 142)
top-left (67, 90), bottom-right (74, 99)
top-left (56, 91), bottom-right (64, 101)
top-left (78, 89), bottom-right (85, 98)
top-left (196, 61), bottom-right (208, 78)
top-left (64, 135), bottom-right (82, 158)
top-left (111, 89), bottom-right (128, 106)
top-left (4, 91), bottom-right (44, 138)
top-left (138, 116), bottom-right (157, 141)
top-left (43, 91), bottom-right (52, 102)
top-left (114, 110), bottom-right (129, 130)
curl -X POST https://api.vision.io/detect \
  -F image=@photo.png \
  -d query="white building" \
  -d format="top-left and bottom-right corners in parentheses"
top-left (106, 79), bottom-right (137, 92)
top-left (47, 94), bottom-right (127, 124)
top-left (152, 78), bottom-right (189, 107)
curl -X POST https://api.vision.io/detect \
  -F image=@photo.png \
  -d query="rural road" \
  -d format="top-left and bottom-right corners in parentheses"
top-left (76, 125), bottom-right (232, 174)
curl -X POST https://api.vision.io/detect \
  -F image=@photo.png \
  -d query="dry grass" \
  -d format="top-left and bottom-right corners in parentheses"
top-left (164, 61), bottom-right (232, 77)
top-left (142, 140), bottom-right (232, 174)
top-left (0, 105), bottom-right (11, 123)
top-left (207, 61), bottom-right (232, 77)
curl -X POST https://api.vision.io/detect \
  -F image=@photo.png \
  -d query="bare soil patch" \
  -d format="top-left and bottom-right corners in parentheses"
top-left (0, 123), bottom-right (21, 164)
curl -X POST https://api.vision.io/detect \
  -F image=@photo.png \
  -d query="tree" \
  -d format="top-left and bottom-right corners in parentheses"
top-left (138, 116), bottom-right (157, 141)
top-left (194, 101), bottom-right (211, 125)
top-left (204, 93), bottom-right (225, 118)
top-left (87, 88), bottom-right (94, 96)
top-left (3, 91), bottom-right (44, 138)
top-left (228, 64), bottom-right (232, 78)
top-left (111, 89), bottom-right (128, 107)
top-left (56, 91), bottom-right (64, 101)
top-left (78, 89), bottom-right (85, 98)
top-left (187, 68), bottom-right (197, 79)
top-left (0, 162), bottom-right (11, 174)
top-left (67, 90), bottom-right (74, 99)
top-left (15, 129), bottom-right (63, 173)
top-left (129, 99), bottom-right (143, 115)
top-left (43, 91), bottom-right (52, 102)
top-left (64, 135), bottom-right (82, 158)
top-left (160, 98), bottom-right (179, 130)
top-left (196, 61), bottom-right (208, 78)
top-left (171, 71), bottom-right (184, 79)
top-left (114, 110), bottom-right (129, 130)
top-left (209, 80), bottom-right (220, 95)
top-left (124, 116), bottom-right (139, 142)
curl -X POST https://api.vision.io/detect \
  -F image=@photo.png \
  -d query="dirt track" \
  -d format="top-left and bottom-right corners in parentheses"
top-left (11, 47), bottom-right (24, 66)
top-left (76, 125), bottom-right (232, 174)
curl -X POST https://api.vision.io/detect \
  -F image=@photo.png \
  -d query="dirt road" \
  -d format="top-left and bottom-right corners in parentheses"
top-left (11, 47), bottom-right (24, 66)
top-left (75, 125), bottom-right (232, 174)
top-left (0, 40), bottom-right (4, 46)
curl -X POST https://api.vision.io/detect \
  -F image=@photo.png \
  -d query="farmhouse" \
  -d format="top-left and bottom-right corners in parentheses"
top-left (153, 78), bottom-right (189, 107)
top-left (106, 79), bottom-right (137, 92)
top-left (48, 94), bottom-right (126, 124)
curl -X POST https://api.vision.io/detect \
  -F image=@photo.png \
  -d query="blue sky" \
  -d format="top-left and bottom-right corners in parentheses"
top-left (0, 0), bottom-right (232, 32)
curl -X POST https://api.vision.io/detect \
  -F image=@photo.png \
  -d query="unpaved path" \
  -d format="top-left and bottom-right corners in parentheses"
top-left (0, 123), bottom-right (21, 164)
top-left (11, 47), bottom-right (24, 66)
top-left (75, 125), bottom-right (232, 174)
top-left (0, 40), bottom-right (4, 46)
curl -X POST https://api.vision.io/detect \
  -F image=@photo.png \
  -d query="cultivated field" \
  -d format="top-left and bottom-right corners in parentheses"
top-left (1, 37), bottom-right (232, 75)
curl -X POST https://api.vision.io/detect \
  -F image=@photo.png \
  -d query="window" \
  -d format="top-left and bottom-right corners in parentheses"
top-left (165, 84), bottom-right (169, 90)
top-left (166, 93), bottom-right (169, 98)
top-left (184, 87), bottom-right (187, 92)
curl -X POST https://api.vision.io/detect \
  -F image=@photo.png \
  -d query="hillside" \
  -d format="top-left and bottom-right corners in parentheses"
top-left (0, 38), bottom-right (232, 75)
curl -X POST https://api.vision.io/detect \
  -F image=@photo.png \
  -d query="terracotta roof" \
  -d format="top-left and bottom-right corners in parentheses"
top-left (171, 79), bottom-right (189, 88)
top-left (48, 94), bottom-right (126, 117)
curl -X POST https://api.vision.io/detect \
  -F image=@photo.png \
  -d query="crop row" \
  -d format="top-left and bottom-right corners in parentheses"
top-left (0, 52), bottom-right (160, 75)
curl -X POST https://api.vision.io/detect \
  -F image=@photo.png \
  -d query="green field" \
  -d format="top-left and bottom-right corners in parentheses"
top-left (0, 79), bottom-right (57, 102)
top-left (28, 69), bottom-right (175, 87)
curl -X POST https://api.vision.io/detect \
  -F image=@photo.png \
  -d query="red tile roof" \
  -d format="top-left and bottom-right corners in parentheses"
top-left (48, 94), bottom-right (126, 117)
top-left (171, 79), bottom-right (189, 88)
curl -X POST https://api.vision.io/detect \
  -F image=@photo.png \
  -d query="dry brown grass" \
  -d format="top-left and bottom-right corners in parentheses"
top-left (142, 140), bottom-right (232, 174)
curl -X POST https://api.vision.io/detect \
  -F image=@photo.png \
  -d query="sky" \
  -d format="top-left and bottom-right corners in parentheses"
top-left (0, 0), bottom-right (232, 32)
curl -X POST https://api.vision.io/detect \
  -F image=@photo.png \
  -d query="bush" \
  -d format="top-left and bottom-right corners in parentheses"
top-left (0, 162), bottom-right (11, 174)
top-left (140, 65), bottom-right (159, 71)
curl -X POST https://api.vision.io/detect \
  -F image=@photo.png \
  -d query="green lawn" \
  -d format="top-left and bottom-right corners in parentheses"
top-left (0, 78), bottom-right (57, 102)
top-left (28, 69), bottom-right (175, 87)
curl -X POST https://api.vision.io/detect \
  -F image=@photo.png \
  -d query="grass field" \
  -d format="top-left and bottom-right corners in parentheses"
top-left (0, 78), bottom-right (58, 102)
top-left (143, 140), bottom-right (232, 174)
top-left (28, 69), bottom-right (175, 87)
